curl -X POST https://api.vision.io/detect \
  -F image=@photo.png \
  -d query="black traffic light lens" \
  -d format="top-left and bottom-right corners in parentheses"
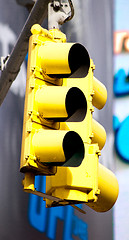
top-left (62, 131), bottom-right (84, 167)
top-left (66, 87), bottom-right (87, 122)
top-left (68, 43), bottom-right (90, 78)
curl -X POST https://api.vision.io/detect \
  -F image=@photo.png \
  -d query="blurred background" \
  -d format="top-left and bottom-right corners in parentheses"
top-left (0, 0), bottom-right (128, 239)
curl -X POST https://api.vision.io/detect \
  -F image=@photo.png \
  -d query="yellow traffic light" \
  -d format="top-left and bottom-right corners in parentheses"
top-left (20, 23), bottom-right (89, 175)
top-left (20, 24), bottom-right (119, 213)
top-left (45, 58), bottom-right (119, 212)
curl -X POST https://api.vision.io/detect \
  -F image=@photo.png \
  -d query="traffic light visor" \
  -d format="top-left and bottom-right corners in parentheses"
top-left (32, 130), bottom-right (85, 167)
top-left (38, 43), bottom-right (90, 78)
top-left (35, 86), bottom-right (87, 122)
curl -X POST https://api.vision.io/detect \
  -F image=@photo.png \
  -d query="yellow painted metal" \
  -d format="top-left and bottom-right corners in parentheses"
top-left (31, 24), bottom-right (53, 39)
top-left (38, 43), bottom-right (72, 75)
top-left (45, 56), bottom-right (109, 210)
top-left (32, 130), bottom-right (66, 163)
top-left (97, 163), bottom-right (119, 211)
top-left (32, 129), bottom-right (85, 165)
top-left (44, 42), bottom-right (118, 211)
top-left (46, 143), bottom-right (100, 206)
top-left (35, 86), bottom-right (83, 119)
top-left (86, 163), bottom-right (119, 212)
top-left (20, 24), bottom-right (87, 175)
top-left (35, 86), bottom-right (68, 118)
top-left (31, 23), bottom-right (90, 79)
top-left (20, 26), bottom-right (59, 175)
top-left (20, 23), bottom-right (119, 213)
top-left (93, 76), bottom-right (107, 109)
top-left (23, 172), bottom-right (35, 191)
top-left (38, 41), bottom-right (90, 78)
top-left (46, 146), bottom-right (119, 212)
top-left (92, 118), bottom-right (106, 150)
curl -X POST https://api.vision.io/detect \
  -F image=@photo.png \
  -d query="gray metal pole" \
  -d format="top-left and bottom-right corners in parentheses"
top-left (0, 0), bottom-right (51, 105)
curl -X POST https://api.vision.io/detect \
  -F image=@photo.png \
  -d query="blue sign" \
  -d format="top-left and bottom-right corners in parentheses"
top-left (113, 68), bottom-right (129, 162)
top-left (28, 176), bottom-right (88, 240)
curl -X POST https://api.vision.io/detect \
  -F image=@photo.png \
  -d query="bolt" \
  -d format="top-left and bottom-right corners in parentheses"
top-left (31, 24), bottom-right (42, 35)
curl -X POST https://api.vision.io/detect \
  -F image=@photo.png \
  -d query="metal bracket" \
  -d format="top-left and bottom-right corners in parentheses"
top-left (25, 188), bottom-right (86, 214)
top-left (48, 0), bottom-right (74, 29)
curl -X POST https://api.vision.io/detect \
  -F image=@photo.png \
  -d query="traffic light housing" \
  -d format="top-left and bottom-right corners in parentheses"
top-left (45, 59), bottom-right (119, 212)
top-left (20, 24), bottom-right (119, 213)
